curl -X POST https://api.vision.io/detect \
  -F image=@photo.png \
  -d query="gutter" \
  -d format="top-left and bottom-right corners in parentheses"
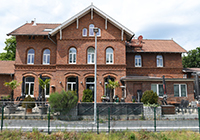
top-left (48, 34), bottom-right (57, 45)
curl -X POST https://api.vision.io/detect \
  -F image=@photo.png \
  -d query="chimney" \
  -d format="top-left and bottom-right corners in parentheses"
top-left (32, 18), bottom-right (37, 26)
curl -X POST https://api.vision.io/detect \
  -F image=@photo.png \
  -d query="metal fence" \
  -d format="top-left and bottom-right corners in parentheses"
top-left (0, 101), bottom-right (200, 134)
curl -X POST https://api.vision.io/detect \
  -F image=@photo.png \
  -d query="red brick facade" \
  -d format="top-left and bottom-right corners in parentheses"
top-left (4, 5), bottom-right (195, 103)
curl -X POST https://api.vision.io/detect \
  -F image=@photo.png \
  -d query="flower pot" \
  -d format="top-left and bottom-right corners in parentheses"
top-left (39, 106), bottom-right (48, 114)
top-left (26, 108), bottom-right (32, 114)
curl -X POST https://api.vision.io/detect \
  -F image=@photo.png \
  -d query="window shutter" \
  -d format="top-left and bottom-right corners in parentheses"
top-left (76, 76), bottom-right (79, 97)
top-left (22, 76), bottom-right (25, 96)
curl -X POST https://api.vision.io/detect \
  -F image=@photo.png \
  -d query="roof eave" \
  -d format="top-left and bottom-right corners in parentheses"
top-left (49, 4), bottom-right (134, 37)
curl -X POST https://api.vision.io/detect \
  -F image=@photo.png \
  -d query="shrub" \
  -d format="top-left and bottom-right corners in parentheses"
top-left (82, 89), bottom-right (93, 102)
top-left (22, 95), bottom-right (35, 109)
top-left (141, 90), bottom-right (158, 104)
top-left (49, 90), bottom-right (78, 115)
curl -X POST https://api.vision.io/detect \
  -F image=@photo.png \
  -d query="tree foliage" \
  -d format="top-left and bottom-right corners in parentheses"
top-left (141, 90), bottom-right (158, 104)
top-left (106, 80), bottom-right (119, 102)
top-left (22, 95), bottom-right (35, 109)
top-left (38, 78), bottom-right (50, 107)
top-left (0, 36), bottom-right (16, 60)
top-left (182, 47), bottom-right (200, 68)
top-left (4, 80), bottom-right (21, 101)
top-left (49, 90), bottom-right (78, 115)
top-left (82, 89), bottom-right (93, 102)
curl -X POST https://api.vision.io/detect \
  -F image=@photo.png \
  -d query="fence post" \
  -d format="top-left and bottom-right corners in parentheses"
top-left (97, 107), bottom-right (99, 134)
top-left (108, 107), bottom-right (110, 133)
top-left (1, 105), bottom-right (4, 131)
top-left (198, 107), bottom-right (200, 134)
top-left (154, 107), bottom-right (156, 132)
top-left (48, 106), bottom-right (50, 134)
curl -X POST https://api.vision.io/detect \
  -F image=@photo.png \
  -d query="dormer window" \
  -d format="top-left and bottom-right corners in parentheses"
top-left (43, 29), bottom-right (53, 32)
top-left (82, 28), bottom-right (87, 36)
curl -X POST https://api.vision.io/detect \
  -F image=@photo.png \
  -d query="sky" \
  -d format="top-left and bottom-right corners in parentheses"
top-left (0, 0), bottom-right (200, 53)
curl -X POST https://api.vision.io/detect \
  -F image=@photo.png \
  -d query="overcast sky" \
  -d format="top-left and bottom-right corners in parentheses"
top-left (0, 0), bottom-right (200, 53)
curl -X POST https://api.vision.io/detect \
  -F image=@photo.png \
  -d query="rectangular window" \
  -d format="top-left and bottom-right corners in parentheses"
top-left (174, 84), bottom-right (187, 97)
top-left (151, 84), bottom-right (164, 97)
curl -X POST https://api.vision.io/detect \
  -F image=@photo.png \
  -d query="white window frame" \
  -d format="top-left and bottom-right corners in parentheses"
top-left (82, 28), bottom-right (87, 36)
top-left (151, 84), bottom-right (164, 97)
top-left (66, 77), bottom-right (76, 91)
top-left (27, 49), bottom-right (34, 64)
top-left (106, 48), bottom-right (113, 64)
top-left (44, 84), bottom-right (50, 97)
top-left (135, 55), bottom-right (142, 67)
top-left (69, 48), bottom-right (76, 64)
top-left (89, 24), bottom-right (94, 36)
top-left (87, 47), bottom-right (95, 64)
top-left (25, 77), bottom-right (34, 97)
top-left (157, 55), bottom-right (163, 67)
top-left (43, 49), bottom-right (50, 65)
top-left (174, 84), bottom-right (187, 97)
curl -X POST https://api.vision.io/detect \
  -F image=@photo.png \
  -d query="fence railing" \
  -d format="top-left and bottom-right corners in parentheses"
top-left (0, 101), bottom-right (200, 134)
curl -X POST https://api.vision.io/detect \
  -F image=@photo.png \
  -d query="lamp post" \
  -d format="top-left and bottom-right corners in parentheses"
top-left (93, 27), bottom-right (99, 124)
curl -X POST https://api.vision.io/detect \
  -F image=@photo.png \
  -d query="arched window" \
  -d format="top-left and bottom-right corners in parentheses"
top-left (66, 77), bottom-right (76, 91)
top-left (96, 28), bottom-right (101, 36)
top-left (40, 77), bottom-right (50, 97)
top-left (86, 77), bottom-right (95, 101)
top-left (27, 49), bottom-right (34, 64)
top-left (25, 77), bottom-right (34, 97)
top-left (89, 24), bottom-right (94, 36)
top-left (43, 49), bottom-right (50, 64)
top-left (69, 47), bottom-right (76, 64)
top-left (104, 77), bottom-right (115, 97)
top-left (82, 28), bottom-right (87, 36)
top-left (106, 48), bottom-right (113, 64)
top-left (87, 47), bottom-right (95, 64)
top-left (135, 55), bottom-right (141, 67)
top-left (157, 55), bottom-right (163, 67)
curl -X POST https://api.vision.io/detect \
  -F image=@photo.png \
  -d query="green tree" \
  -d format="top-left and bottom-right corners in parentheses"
top-left (39, 78), bottom-right (50, 107)
top-left (182, 47), bottom-right (200, 68)
top-left (141, 90), bottom-right (158, 104)
top-left (49, 90), bottom-right (78, 115)
top-left (106, 80), bottom-right (119, 102)
top-left (4, 80), bottom-right (21, 101)
top-left (0, 36), bottom-right (16, 60)
top-left (82, 89), bottom-right (93, 102)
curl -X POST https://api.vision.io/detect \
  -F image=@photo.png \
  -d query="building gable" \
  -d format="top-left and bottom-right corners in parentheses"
top-left (50, 4), bottom-right (134, 41)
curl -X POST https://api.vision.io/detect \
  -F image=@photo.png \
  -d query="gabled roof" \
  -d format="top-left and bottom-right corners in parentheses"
top-left (0, 61), bottom-right (15, 74)
top-left (128, 39), bottom-right (187, 53)
top-left (7, 23), bottom-right (61, 36)
top-left (49, 4), bottom-right (134, 39)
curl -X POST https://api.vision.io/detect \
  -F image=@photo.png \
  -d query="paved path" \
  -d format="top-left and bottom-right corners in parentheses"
top-left (1, 119), bottom-right (199, 132)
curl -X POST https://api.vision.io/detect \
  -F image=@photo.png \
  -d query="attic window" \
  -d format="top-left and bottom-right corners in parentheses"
top-left (43, 29), bottom-right (53, 32)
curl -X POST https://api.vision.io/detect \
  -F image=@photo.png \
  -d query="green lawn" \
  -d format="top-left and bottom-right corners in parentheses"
top-left (0, 129), bottom-right (200, 140)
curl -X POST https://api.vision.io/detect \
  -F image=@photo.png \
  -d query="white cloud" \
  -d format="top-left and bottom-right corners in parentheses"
top-left (0, 0), bottom-right (200, 52)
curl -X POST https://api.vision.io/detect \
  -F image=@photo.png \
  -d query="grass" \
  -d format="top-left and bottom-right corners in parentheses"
top-left (0, 129), bottom-right (200, 140)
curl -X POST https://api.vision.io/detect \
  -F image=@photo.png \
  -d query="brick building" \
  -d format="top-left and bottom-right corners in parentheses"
top-left (3, 4), bottom-right (195, 102)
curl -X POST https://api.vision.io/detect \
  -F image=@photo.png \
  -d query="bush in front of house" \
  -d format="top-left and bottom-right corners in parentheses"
top-left (49, 90), bottom-right (78, 115)
top-left (22, 95), bottom-right (35, 109)
top-left (82, 89), bottom-right (93, 102)
top-left (141, 90), bottom-right (158, 104)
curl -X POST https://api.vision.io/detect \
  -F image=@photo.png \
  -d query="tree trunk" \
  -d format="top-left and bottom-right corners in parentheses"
top-left (110, 89), bottom-right (113, 102)
top-left (11, 90), bottom-right (14, 101)
top-left (42, 89), bottom-right (45, 107)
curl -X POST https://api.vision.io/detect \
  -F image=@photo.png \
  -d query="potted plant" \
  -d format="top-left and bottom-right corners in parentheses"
top-left (22, 95), bottom-right (35, 114)
top-left (106, 80), bottom-right (119, 102)
top-left (38, 78), bottom-right (50, 114)
top-left (4, 80), bottom-right (21, 114)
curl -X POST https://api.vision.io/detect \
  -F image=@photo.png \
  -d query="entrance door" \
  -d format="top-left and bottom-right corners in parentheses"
top-left (86, 77), bottom-right (94, 101)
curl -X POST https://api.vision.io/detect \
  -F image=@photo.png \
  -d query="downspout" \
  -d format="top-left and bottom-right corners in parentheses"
top-left (48, 34), bottom-right (57, 45)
